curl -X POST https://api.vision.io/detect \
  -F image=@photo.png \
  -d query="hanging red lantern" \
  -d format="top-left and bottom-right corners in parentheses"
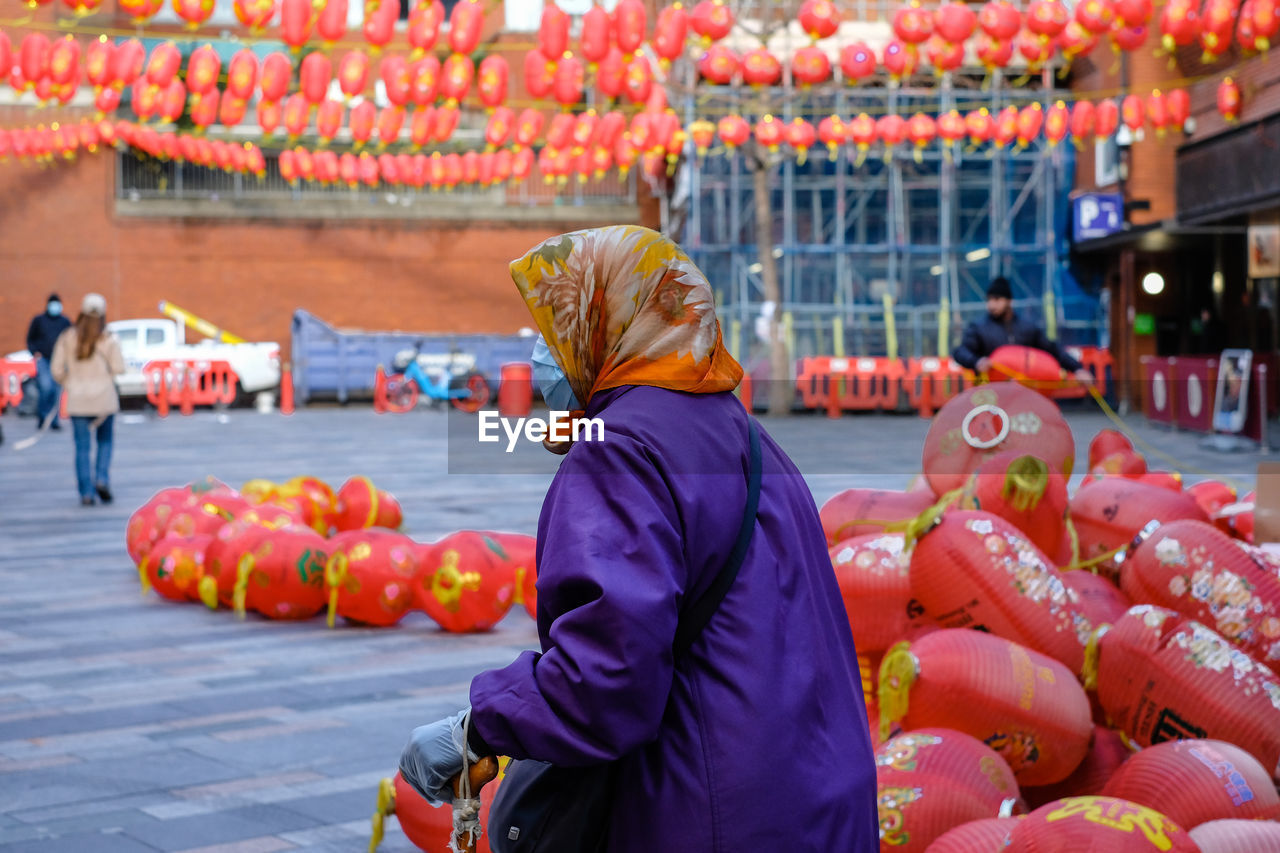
top-left (927, 34), bottom-right (967, 73)
top-left (538, 3), bottom-right (571, 61)
top-left (1146, 90), bottom-right (1170, 136)
top-left (159, 78), bottom-right (186, 122)
top-left (225, 50), bottom-right (259, 102)
top-left (381, 55), bottom-right (412, 107)
top-left (587, 145), bottom-right (611, 180)
top-left (785, 117), bottom-right (816, 165)
top-left (1075, 0), bottom-right (1114, 35)
top-left (1159, 0), bottom-right (1202, 53)
top-left (447, 0), bottom-right (484, 55)
top-left (698, 44), bottom-right (740, 84)
top-left (433, 104), bottom-right (459, 142)
top-left (905, 112), bottom-right (937, 162)
top-left (691, 0), bottom-right (734, 44)
top-left (839, 41), bottom-right (877, 81)
top-left (614, 0), bottom-right (648, 57)
top-left (1115, 0), bottom-right (1153, 25)
top-left (753, 114), bottom-right (784, 152)
top-left (375, 105), bottom-right (403, 146)
top-left (95, 86), bottom-right (121, 115)
top-left (981, 0), bottom-right (1023, 38)
top-left (847, 113), bottom-right (877, 165)
top-left (1027, 0), bottom-right (1070, 43)
top-left (47, 37), bottom-right (80, 88)
top-left (234, 0), bottom-right (276, 31)
top-left (580, 5), bottom-right (612, 67)
top-left (893, 2), bottom-right (935, 47)
top-left (882, 39), bottom-right (919, 81)
top-left (1095, 97), bottom-right (1120, 138)
top-left (259, 52), bottom-right (291, 102)
top-left (403, 153), bottom-right (426, 188)
top-left (316, 98), bottom-right (344, 142)
top-left (291, 147), bottom-right (314, 182)
top-left (963, 108), bottom-right (994, 147)
top-left (877, 114), bottom-right (908, 159)
top-left (1200, 0), bottom-right (1239, 62)
top-left (219, 96), bottom-right (247, 127)
top-left (524, 49), bottom-right (556, 99)
top-left (477, 55), bottom-right (508, 109)
top-left (1121, 93), bottom-right (1144, 131)
top-left (409, 107), bottom-right (434, 148)
top-left (358, 150), bottom-right (379, 186)
top-left (1069, 100), bottom-right (1096, 146)
top-left (120, 0), bottom-right (163, 21)
top-left (653, 3), bottom-right (690, 68)
top-left (484, 105), bottom-right (513, 149)
top-left (716, 114), bottom-right (750, 149)
top-left (571, 109), bottom-right (599, 152)
top-left (408, 0), bottom-right (444, 56)
top-left (256, 98), bottom-right (282, 135)
top-left (1016, 27), bottom-right (1054, 71)
top-left (132, 79), bottom-right (158, 121)
top-left (439, 53), bottom-right (473, 106)
top-left (688, 119), bottom-right (715, 157)
top-left (1247, 0), bottom-right (1279, 51)
top-left (1165, 87), bottom-right (1190, 128)
top-left (1043, 100), bottom-right (1069, 146)
top-left (279, 0), bottom-right (314, 50)
top-left (742, 47), bottom-right (782, 86)
top-left (407, 56), bottom-right (439, 106)
top-left (173, 0), bottom-right (216, 29)
top-left (337, 50), bottom-right (370, 100)
top-left (513, 108), bottom-right (544, 149)
top-left (363, 0), bottom-right (398, 51)
top-left (612, 133), bottom-right (637, 178)
top-left (144, 41), bottom-right (180, 89)
top-left (878, 629), bottom-right (1093, 785)
top-left (315, 0), bottom-right (347, 43)
top-left (817, 114), bottom-right (847, 158)
top-left (798, 0), bottom-right (840, 41)
top-left (511, 146), bottom-right (535, 182)
top-left (378, 152), bottom-right (400, 185)
top-left (936, 1), bottom-right (978, 43)
top-left (622, 54), bottom-right (653, 103)
top-left (349, 99), bottom-right (376, 147)
top-left (1218, 77), bottom-right (1241, 121)
top-left (976, 32), bottom-right (1015, 71)
top-left (300, 52), bottom-right (332, 105)
top-left (622, 111), bottom-right (649, 151)
top-left (937, 109), bottom-right (966, 151)
top-left (84, 39), bottom-right (113, 91)
top-left (792, 45), bottom-right (831, 85)
top-left (1060, 20), bottom-right (1100, 61)
top-left (596, 110), bottom-right (626, 150)
top-left (553, 54), bottom-right (583, 108)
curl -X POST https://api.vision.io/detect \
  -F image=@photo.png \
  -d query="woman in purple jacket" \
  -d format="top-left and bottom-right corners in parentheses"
top-left (400, 225), bottom-right (877, 852)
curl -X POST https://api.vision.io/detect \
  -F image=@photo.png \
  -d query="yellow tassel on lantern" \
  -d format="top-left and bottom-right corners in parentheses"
top-left (368, 776), bottom-right (396, 853)
top-left (877, 642), bottom-right (920, 743)
top-left (1001, 455), bottom-right (1050, 512)
top-left (233, 553), bottom-right (254, 620)
top-left (1081, 623), bottom-right (1111, 690)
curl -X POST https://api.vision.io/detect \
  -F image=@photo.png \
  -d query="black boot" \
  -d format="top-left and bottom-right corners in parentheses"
top-left (96, 483), bottom-right (113, 504)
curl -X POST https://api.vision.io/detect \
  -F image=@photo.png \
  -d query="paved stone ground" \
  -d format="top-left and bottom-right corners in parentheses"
top-left (0, 401), bottom-right (1275, 852)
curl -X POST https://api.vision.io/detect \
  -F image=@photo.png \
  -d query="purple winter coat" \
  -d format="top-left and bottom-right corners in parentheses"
top-left (470, 386), bottom-right (878, 852)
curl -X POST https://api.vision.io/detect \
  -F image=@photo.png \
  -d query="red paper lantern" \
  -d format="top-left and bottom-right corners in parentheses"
top-left (1246, 0), bottom-right (1279, 52)
top-left (315, 0), bottom-right (348, 44)
top-left (1159, 0), bottom-right (1202, 53)
top-left (333, 477), bottom-right (402, 531)
top-left (47, 36), bottom-right (79, 89)
top-left (381, 55), bottom-right (412, 107)
top-left (408, 55), bottom-right (440, 106)
top-left (1076, 0), bottom-right (1115, 33)
top-left (325, 530), bottom-right (419, 627)
top-left (1165, 88), bottom-right (1190, 128)
top-left (1115, 0), bottom-right (1154, 25)
top-left (691, 0), bottom-right (734, 44)
top-left (981, 0), bottom-right (1023, 38)
top-left (571, 110), bottom-right (599, 152)
top-left (936, 2), bottom-right (978, 43)
top-left (434, 104), bottom-right (459, 142)
top-left (439, 53), bottom-right (473, 106)
top-left (1006, 797), bottom-right (1200, 852)
top-left (301, 147), bottom-right (322, 182)
top-left (1146, 90), bottom-right (1171, 136)
top-left (384, 771), bottom-right (503, 853)
top-left (817, 114), bottom-right (848, 158)
top-left (84, 39), bottom-right (112, 91)
top-left (300, 51), bottom-right (332, 105)
top-left (1027, 0), bottom-right (1070, 40)
top-left (1047, 100), bottom-right (1075, 144)
top-left (1068, 100), bottom-right (1096, 145)
top-left (348, 99), bottom-right (375, 146)
top-left (512, 108), bottom-right (543, 149)
top-left (447, 0), bottom-right (484, 55)
top-left (580, 5), bottom-right (612, 65)
top-left (878, 629), bottom-right (1094, 784)
top-left (552, 54), bottom-right (583, 107)
top-left (906, 112), bottom-right (937, 159)
top-left (159, 79), bottom-right (186, 123)
top-left (1060, 20), bottom-right (1100, 61)
top-left (282, 93), bottom-right (309, 138)
top-left (477, 54), bottom-right (508, 109)
top-left (742, 47), bottom-right (782, 86)
top-left (784, 117), bottom-right (817, 164)
top-left (753, 114), bottom-right (784, 151)
top-left (414, 531), bottom-right (518, 632)
top-left (622, 54), bottom-right (653, 103)
top-left (257, 52), bottom-right (290, 102)
top-left (524, 49), bottom-right (556, 99)
top-left (408, 0), bottom-right (443, 56)
top-left (1218, 77), bottom-right (1241, 121)
top-left (922, 383), bottom-right (1075, 498)
top-left (877, 114), bottom-right (908, 155)
top-left (173, 0), bottom-right (216, 29)
top-left (221, 50), bottom-right (258, 103)
top-left (937, 109), bottom-right (967, 150)
top-left (961, 452), bottom-right (1068, 558)
top-left (894, 2), bottom-right (935, 45)
top-left (236, 526), bottom-right (329, 619)
top-left (839, 41), bottom-right (877, 81)
top-left (1095, 98), bottom-right (1120, 138)
top-left (483, 106), bottom-right (513, 149)
top-left (140, 534), bottom-right (216, 603)
top-left (1023, 726), bottom-right (1131, 808)
top-left (144, 41), bottom-right (180, 89)
top-left (337, 50), bottom-right (370, 100)
top-left (653, 3), bottom-right (690, 67)
top-left (831, 532), bottom-right (934, 653)
top-left (927, 819), bottom-right (1019, 853)
top-left (698, 44), bottom-right (739, 84)
top-left (1016, 27), bottom-right (1054, 70)
top-left (1191, 819), bottom-right (1280, 852)
top-left (120, 0), bottom-right (163, 21)
top-left (976, 32), bottom-right (1015, 71)
top-left (613, 0), bottom-right (648, 57)
top-left (373, 105), bottom-right (403, 147)
top-left (965, 108), bottom-right (994, 146)
top-left (538, 3), bottom-right (570, 61)
top-left (791, 45), bottom-right (831, 85)
top-left (882, 39), bottom-right (919, 81)
top-left (799, 0), bottom-right (841, 41)
top-left (1070, 480), bottom-right (1207, 574)
top-left (316, 98), bottom-right (343, 142)
top-left (512, 146), bottom-right (535, 181)
top-left (409, 107), bottom-right (434, 148)
top-left (363, 0), bottom-right (398, 50)
top-left (279, 0), bottom-right (314, 49)
top-left (95, 87), bottom-right (121, 115)
top-left (234, 0), bottom-right (276, 30)
top-left (547, 111), bottom-right (575, 150)
top-left (716, 114), bottom-right (750, 149)
top-left (928, 34), bottom-right (967, 72)
top-left (1102, 738), bottom-right (1280, 827)
top-left (219, 96), bottom-right (247, 127)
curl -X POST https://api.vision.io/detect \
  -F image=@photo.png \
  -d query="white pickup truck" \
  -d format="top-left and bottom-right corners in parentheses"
top-left (6, 316), bottom-right (281, 403)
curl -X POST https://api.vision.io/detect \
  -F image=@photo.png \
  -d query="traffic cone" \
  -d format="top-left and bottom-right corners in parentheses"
top-left (179, 367), bottom-right (195, 416)
top-left (280, 363), bottom-right (295, 415)
top-left (157, 371), bottom-right (169, 418)
top-left (373, 365), bottom-right (387, 414)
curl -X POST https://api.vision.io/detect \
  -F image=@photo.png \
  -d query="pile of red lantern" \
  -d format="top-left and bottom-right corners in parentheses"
top-left (819, 365), bottom-right (1280, 852)
top-left (126, 474), bottom-right (537, 632)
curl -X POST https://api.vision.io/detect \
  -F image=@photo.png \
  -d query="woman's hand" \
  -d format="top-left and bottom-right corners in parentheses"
top-left (398, 708), bottom-right (481, 806)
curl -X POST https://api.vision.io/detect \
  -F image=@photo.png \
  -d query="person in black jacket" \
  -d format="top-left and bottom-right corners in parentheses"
top-left (26, 293), bottom-right (72, 430)
top-left (952, 277), bottom-right (1094, 384)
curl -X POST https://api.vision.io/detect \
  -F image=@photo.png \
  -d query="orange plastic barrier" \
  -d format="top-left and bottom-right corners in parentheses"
top-left (796, 356), bottom-right (906, 416)
top-left (904, 357), bottom-right (976, 418)
top-left (0, 358), bottom-right (37, 412)
top-left (143, 360), bottom-right (238, 413)
top-left (1053, 346), bottom-right (1113, 400)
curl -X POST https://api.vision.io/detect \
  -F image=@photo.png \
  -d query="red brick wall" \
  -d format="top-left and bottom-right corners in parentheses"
top-left (0, 153), bottom-right (656, 352)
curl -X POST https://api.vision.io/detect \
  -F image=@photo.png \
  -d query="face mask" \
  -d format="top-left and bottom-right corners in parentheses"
top-left (47, 302), bottom-right (62, 317)
top-left (531, 335), bottom-right (581, 412)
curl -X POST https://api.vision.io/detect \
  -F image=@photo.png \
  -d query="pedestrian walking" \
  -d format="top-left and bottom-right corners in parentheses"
top-left (25, 292), bottom-right (72, 431)
top-left (50, 293), bottom-right (125, 506)
top-left (399, 226), bottom-right (878, 852)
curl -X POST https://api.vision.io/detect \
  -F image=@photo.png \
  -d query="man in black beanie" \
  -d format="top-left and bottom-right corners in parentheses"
top-left (952, 277), bottom-right (1093, 384)
top-left (26, 293), bottom-right (72, 430)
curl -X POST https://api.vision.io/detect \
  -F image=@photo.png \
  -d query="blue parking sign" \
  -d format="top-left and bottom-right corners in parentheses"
top-left (1073, 193), bottom-right (1124, 242)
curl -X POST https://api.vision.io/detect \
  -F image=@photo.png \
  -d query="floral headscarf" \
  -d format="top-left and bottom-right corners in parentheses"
top-left (510, 225), bottom-right (743, 407)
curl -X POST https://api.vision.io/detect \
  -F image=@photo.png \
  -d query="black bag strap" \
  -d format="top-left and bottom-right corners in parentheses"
top-left (672, 418), bottom-right (763, 659)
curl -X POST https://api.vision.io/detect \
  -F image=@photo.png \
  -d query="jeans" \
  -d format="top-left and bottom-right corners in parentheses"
top-left (72, 415), bottom-right (114, 499)
top-left (35, 357), bottom-right (61, 426)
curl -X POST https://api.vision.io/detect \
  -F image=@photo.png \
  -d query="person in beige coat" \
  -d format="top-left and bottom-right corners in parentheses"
top-left (51, 293), bottom-right (125, 506)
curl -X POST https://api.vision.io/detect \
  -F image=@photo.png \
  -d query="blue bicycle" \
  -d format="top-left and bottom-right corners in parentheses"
top-left (385, 343), bottom-right (491, 413)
